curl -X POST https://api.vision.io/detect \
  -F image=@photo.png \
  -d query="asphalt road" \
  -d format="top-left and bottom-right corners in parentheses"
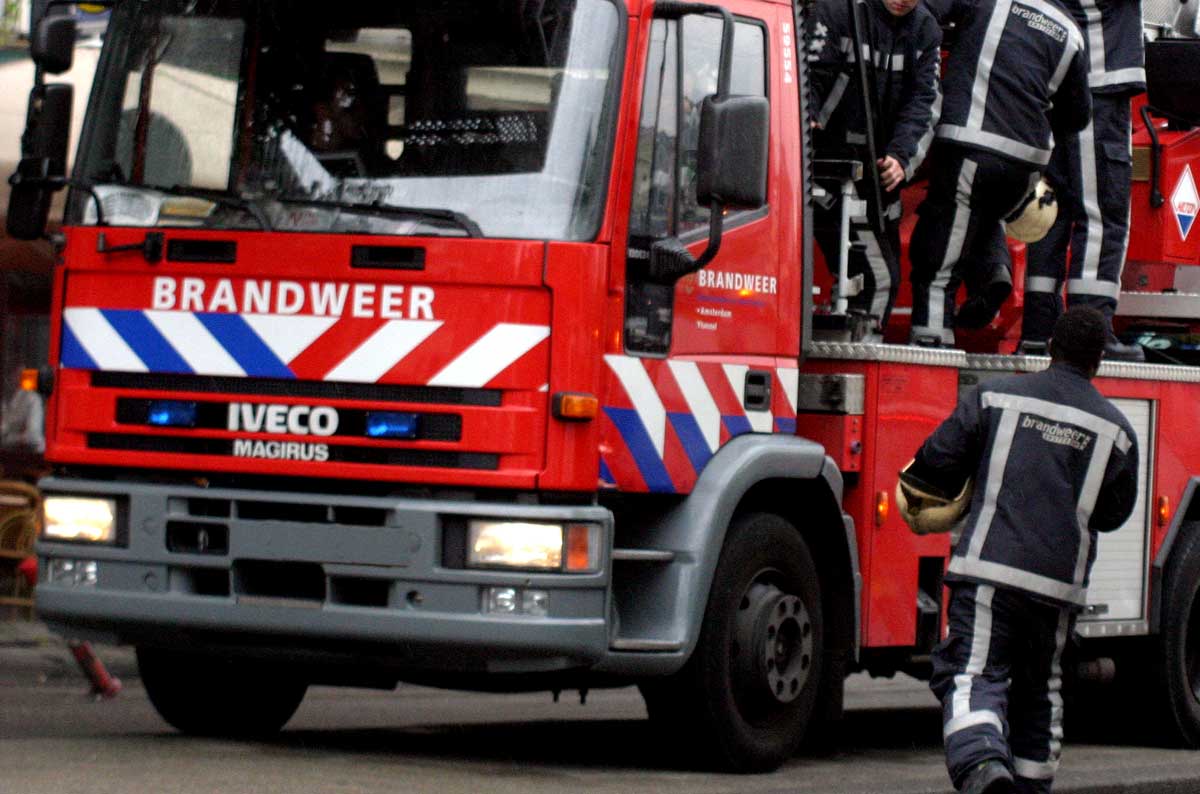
top-left (3, 637), bottom-right (1200, 794)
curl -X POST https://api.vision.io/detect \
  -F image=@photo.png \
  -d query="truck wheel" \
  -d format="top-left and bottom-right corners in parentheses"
top-left (641, 512), bottom-right (823, 772)
top-left (137, 647), bottom-right (308, 737)
top-left (1159, 522), bottom-right (1200, 746)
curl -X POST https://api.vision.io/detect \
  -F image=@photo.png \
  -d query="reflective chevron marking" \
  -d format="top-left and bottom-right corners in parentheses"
top-left (324, 320), bottom-right (443, 383)
top-left (60, 307), bottom-right (549, 387)
top-left (62, 308), bottom-right (147, 372)
top-left (602, 355), bottom-right (799, 494)
top-left (429, 323), bottom-right (550, 388)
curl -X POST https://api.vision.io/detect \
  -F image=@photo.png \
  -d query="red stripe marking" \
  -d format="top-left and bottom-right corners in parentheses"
top-left (287, 317), bottom-right (387, 381)
top-left (599, 413), bottom-right (648, 492)
top-left (377, 316), bottom-right (498, 385)
top-left (483, 337), bottom-right (550, 390)
top-left (661, 420), bottom-right (696, 492)
top-left (699, 362), bottom-right (744, 415)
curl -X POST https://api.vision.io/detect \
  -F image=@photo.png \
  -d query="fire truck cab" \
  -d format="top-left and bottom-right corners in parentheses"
top-left (9, 0), bottom-right (1200, 774)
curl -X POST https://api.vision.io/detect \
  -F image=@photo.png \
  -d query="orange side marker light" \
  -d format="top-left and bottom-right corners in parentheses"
top-left (553, 392), bottom-right (599, 422)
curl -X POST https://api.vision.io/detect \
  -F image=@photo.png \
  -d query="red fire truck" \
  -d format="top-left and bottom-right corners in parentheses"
top-left (8, 0), bottom-right (1200, 774)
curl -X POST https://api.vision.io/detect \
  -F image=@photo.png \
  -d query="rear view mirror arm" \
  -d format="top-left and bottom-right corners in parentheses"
top-left (8, 166), bottom-right (108, 228)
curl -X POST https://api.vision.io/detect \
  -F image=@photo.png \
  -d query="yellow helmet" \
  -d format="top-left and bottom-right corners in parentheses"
top-left (894, 463), bottom-right (973, 535)
top-left (1006, 180), bottom-right (1058, 243)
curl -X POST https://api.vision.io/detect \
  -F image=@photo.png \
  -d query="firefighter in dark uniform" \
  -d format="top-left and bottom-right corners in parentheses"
top-left (898, 306), bottom-right (1139, 794)
top-left (1022, 0), bottom-right (1146, 361)
top-left (806, 0), bottom-right (942, 336)
top-left (908, 0), bottom-right (1093, 347)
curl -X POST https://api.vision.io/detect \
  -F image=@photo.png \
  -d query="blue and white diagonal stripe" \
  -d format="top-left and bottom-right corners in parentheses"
top-left (62, 308), bottom-right (336, 378)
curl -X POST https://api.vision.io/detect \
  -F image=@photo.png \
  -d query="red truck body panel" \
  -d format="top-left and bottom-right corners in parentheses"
top-left (30, 0), bottom-right (1200, 667)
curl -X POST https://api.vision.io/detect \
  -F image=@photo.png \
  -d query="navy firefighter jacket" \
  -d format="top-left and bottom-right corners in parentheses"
top-left (805, 0), bottom-right (943, 186)
top-left (924, 0), bottom-right (1093, 167)
top-left (1054, 0), bottom-right (1146, 95)
top-left (910, 362), bottom-right (1139, 607)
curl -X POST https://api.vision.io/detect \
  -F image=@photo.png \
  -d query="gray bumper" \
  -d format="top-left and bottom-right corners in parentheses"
top-left (36, 477), bottom-right (612, 675)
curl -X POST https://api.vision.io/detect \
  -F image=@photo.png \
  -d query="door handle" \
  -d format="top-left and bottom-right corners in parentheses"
top-left (744, 370), bottom-right (772, 411)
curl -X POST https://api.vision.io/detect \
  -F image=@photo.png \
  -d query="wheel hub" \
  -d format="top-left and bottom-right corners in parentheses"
top-left (733, 581), bottom-right (814, 705)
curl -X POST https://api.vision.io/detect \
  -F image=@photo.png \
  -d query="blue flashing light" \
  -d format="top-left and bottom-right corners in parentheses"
top-left (147, 400), bottom-right (198, 428)
top-left (365, 412), bottom-right (420, 439)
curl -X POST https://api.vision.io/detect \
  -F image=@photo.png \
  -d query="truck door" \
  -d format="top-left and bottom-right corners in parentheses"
top-left (601, 6), bottom-right (805, 494)
top-left (624, 7), bottom-right (797, 360)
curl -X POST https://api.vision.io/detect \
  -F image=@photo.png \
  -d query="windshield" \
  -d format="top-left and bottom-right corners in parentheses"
top-left (69, 0), bottom-right (622, 240)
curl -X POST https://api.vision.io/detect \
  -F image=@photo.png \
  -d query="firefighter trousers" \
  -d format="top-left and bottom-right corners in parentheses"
top-left (910, 144), bottom-right (1037, 345)
top-left (814, 179), bottom-right (901, 331)
top-left (930, 583), bottom-right (1074, 794)
top-left (1024, 93), bottom-right (1133, 342)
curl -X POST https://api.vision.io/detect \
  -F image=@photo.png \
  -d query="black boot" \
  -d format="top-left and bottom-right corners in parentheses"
top-left (1021, 291), bottom-right (1061, 345)
top-left (1016, 339), bottom-right (1048, 356)
top-left (1104, 338), bottom-right (1145, 362)
top-left (960, 760), bottom-right (1015, 794)
top-left (956, 280), bottom-right (1013, 330)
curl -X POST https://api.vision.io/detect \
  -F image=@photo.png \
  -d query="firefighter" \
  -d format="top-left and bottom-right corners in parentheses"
top-left (1021, 0), bottom-right (1146, 361)
top-left (1, 363), bottom-right (44, 454)
top-left (908, 0), bottom-right (1092, 347)
top-left (310, 61), bottom-right (375, 154)
top-left (806, 0), bottom-right (942, 337)
top-left (899, 306), bottom-right (1139, 794)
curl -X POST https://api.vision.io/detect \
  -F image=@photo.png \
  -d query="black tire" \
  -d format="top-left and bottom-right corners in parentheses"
top-left (1158, 522), bottom-right (1200, 746)
top-left (137, 647), bottom-right (308, 737)
top-left (640, 512), bottom-right (824, 772)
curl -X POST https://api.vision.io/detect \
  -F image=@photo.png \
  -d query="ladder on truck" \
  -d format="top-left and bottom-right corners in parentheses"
top-left (804, 0), bottom-right (899, 344)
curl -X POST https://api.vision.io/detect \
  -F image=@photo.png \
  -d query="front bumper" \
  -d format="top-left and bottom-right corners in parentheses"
top-left (35, 477), bottom-right (612, 676)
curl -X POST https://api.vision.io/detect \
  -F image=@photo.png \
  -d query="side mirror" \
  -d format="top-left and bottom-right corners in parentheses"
top-left (8, 83), bottom-right (74, 241)
top-left (642, 2), bottom-right (769, 285)
top-left (32, 15), bottom-right (77, 75)
top-left (646, 96), bottom-right (769, 284)
top-left (696, 95), bottom-right (769, 209)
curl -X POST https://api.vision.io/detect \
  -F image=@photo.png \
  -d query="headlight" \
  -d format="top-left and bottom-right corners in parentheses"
top-left (465, 521), bottom-right (602, 573)
top-left (43, 497), bottom-right (118, 544)
top-left (468, 521), bottom-right (563, 570)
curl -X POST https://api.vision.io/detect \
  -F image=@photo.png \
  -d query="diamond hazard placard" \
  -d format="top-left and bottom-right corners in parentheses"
top-left (1172, 164), bottom-right (1198, 242)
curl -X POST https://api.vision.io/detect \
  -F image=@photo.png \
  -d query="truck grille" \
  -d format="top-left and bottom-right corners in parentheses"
top-left (115, 398), bottom-right (463, 442)
top-left (87, 434), bottom-right (499, 470)
top-left (92, 371), bottom-right (502, 407)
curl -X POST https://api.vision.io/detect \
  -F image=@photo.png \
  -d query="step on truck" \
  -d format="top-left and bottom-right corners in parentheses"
top-left (9, 0), bottom-right (1200, 773)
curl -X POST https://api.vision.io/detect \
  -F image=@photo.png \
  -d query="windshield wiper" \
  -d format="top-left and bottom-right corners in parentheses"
top-left (270, 196), bottom-right (482, 238)
top-left (154, 184), bottom-right (273, 231)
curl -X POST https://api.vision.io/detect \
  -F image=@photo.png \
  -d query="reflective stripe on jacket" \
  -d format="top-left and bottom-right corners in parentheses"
top-left (1055, 0), bottom-right (1146, 94)
top-left (925, 0), bottom-right (1092, 167)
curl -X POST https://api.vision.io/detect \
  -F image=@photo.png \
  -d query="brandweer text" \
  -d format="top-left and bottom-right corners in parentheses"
top-left (151, 277), bottom-right (436, 319)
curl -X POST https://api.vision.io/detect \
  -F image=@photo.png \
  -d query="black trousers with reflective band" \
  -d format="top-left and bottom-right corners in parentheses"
top-left (909, 143), bottom-right (1038, 345)
top-left (1024, 93), bottom-right (1133, 341)
top-left (813, 180), bottom-right (901, 331)
top-left (930, 582), bottom-right (1073, 794)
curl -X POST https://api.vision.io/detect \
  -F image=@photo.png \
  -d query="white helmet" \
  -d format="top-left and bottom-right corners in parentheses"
top-left (894, 462), bottom-right (973, 536)
top-left (1006, 180), bottom-right (1058, 243)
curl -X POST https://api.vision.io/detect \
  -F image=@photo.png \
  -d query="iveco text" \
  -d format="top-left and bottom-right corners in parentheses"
top-left (227, 403), bottom-right (339, 436)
